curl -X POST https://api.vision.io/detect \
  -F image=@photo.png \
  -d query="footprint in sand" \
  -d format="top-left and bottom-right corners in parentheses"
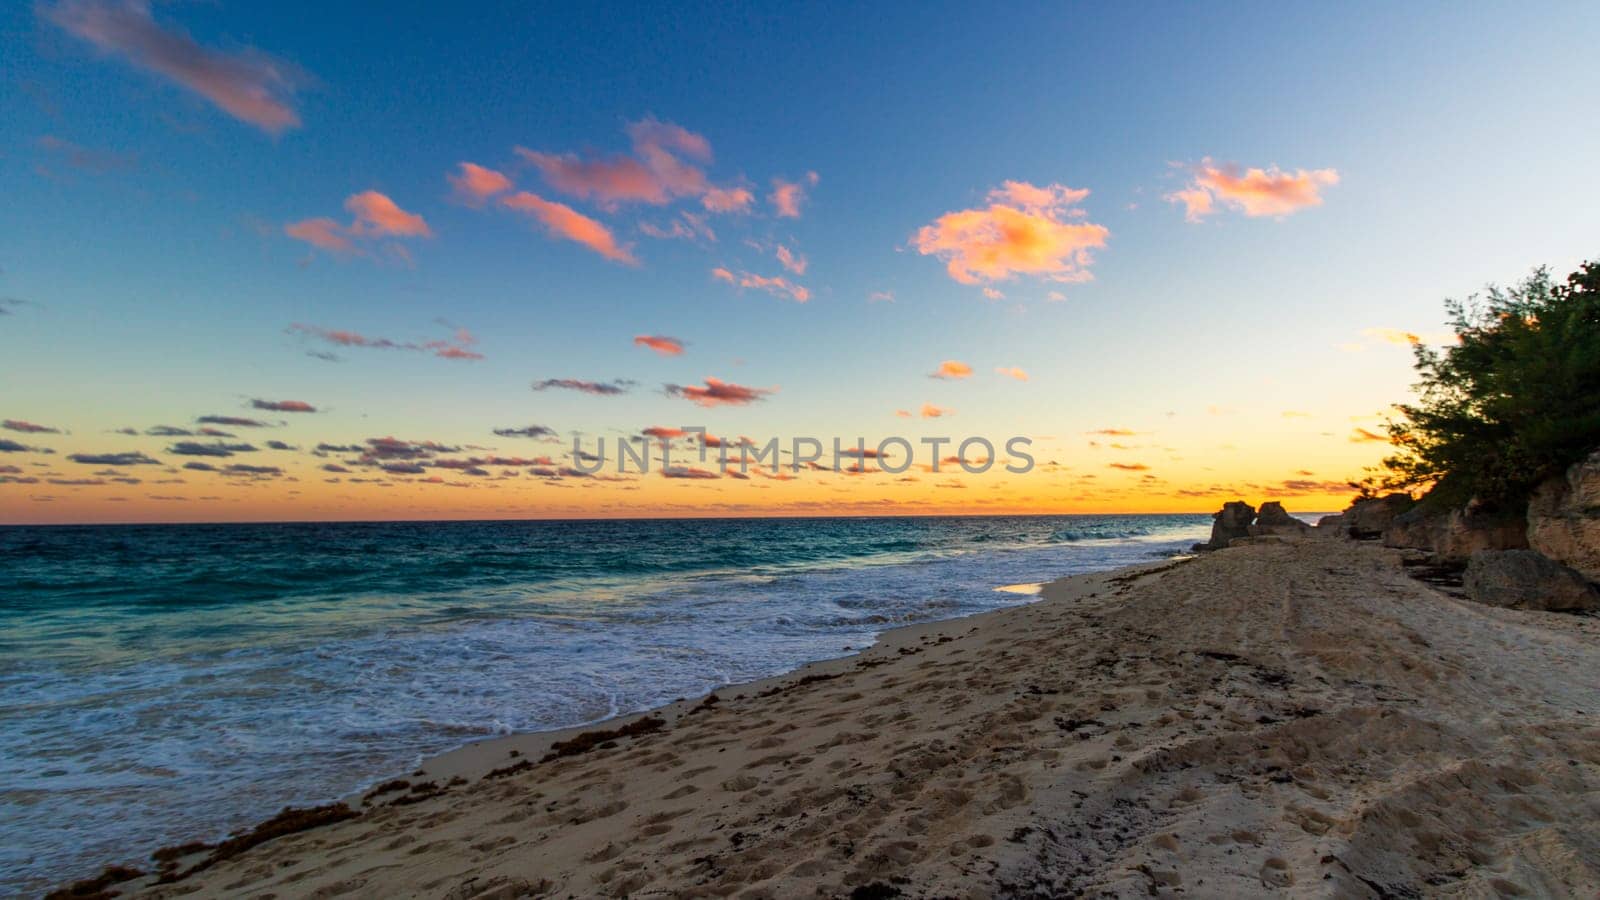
top-left (1259, 857), bottom-right (1294, 888)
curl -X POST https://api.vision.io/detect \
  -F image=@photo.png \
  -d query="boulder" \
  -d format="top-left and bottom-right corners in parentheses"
top-left (1251, 501), bottom-right (1312, 536)
top-left (1205, 501), bottom-right (1256, 550)
top-left (1463, 549), bottom-right (1599, 612)
top-left (1528, 449), bottom-right (1600, 581)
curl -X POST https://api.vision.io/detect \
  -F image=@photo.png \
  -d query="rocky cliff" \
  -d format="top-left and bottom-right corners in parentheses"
top-left (1527, 449), bottom-right (1600, 582)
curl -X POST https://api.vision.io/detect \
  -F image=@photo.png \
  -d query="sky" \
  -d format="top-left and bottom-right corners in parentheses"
top-left (3, 1), bottom-right (1599, 524)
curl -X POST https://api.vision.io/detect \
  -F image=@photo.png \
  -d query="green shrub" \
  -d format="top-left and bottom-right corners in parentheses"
top-left (1373, 259), bottom-right (1600, 513)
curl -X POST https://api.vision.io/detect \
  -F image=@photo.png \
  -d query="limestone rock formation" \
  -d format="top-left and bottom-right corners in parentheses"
top-left (1528, 449), bottom-right (1600, 581)
top-left (1206, 501), bottom-right (1256, 550)
top-left (1319, 494), bottom-right (1413, 539)
top-left (1463, 549), bottom-right (1600, 612)
top-left (1251, 501), bottom-right (1312, 537)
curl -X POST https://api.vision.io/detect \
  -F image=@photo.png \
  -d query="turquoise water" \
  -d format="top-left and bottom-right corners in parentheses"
top-left (0, 514), bottom-right (1208, 893)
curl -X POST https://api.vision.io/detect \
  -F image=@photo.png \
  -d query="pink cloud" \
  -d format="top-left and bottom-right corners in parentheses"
top-left (701, 186), bottom-right (753, 213)
top-left (932, 360), bottom-right (972, 379)
top-left (285, 191), bottom-right (430, 258)
top-left (626, 117), bottom-right (712, 162)
top-left (665, 377), bottom-right (776, 407)
top-left (995, 366), bottom-right (1028, 381)
top-left (775, 245), bottom-right (807, 275)
top-left (712, 268), bottom-right (809, 302)
top-left (515, 117), bottom-right (711, 209)
top-left (345, 190), bottom-right (431, 237)
top-left (1166, 159), bottom-right (1340, 221)
top-left (920, 403), bottom-right (952, 418)
top-left (770, 171), bottom-right (818, 218)
top-left (43, 0), bottom-right (305, 134)
top-left (640, 212), bottom-right (715, 242)
top-left (448, 162), bottom-right (512, 204)
top-left (283, 217), bottom-right (353, 254)
top-left (287, 324), bottom-right (482, 361)
top-left (634, 334), bottom-right (685, 356)
top-left (249, 399), bottom-right (316, 413)
top-left (499, 191), bottom-right (637, 264)
top-left (911, 181), bottom-right (1108, 285)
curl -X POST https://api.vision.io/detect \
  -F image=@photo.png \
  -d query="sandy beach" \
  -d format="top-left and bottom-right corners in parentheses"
top-left (63, 537), bottom-right (1600, 898)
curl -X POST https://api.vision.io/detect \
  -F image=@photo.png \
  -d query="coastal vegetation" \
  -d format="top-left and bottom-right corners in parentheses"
top-left (1369, 258), bottom-right (1600, 512)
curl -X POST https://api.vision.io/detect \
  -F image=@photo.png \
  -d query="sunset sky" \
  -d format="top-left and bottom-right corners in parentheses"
top-left (3, 2), bottom-right (1599, 523)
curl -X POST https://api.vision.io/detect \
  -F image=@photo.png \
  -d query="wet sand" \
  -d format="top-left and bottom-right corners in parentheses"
top-left (63, 538), bottom-right (1600, 898)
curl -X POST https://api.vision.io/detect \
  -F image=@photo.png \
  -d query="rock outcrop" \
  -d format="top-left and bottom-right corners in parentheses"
top-left (1318, 493), bottom-right (1413, 539)
top-left (1528, 449), bottom-right (1600, 581)
top-left (1205, 501), bottom-right (1256, 550)
top-left (1383, 502), bottom-right (1527, 563)
top-left (1463, 549), bottom-right (1600, 612)
top-left (1251, 501), bottom-right (1312, 536)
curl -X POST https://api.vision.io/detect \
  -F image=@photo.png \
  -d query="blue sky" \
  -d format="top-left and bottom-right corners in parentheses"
top-left (3, 1), bottom-right (1598, 521)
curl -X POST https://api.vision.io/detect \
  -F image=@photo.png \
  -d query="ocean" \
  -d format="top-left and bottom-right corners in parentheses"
top-left (0, 514), bottom-right (1211, 893)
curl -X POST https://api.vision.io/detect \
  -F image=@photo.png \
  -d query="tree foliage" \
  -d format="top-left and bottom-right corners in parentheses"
top-left (1375, 259), bottom-right (1600, 512)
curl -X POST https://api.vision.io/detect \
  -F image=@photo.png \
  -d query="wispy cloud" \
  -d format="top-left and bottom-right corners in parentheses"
top-left (770, 172), bottom-right (819, 218)
top-left (664, 377), bottom-right (775, 407)
top-left (493, 425), bottom-right (557, 439)
top-left (1165, 159), bottom-right (1339, 221)
top-left (196, 415), bottom-right (270, 428)
top-left (701, 186), bottom-right (753, 214)
top-left (775, 245), bottom-right (807, 275)
top-left (67, 451), bottom-right (159, 466)
top-left (250, 399), bottom-right (316, 413)
top-left (662, 466), bottom-right (720, 479)
top-left (35, 135), bottom-right (136, 176)
top-left (447, 162), bottom-right (512, 205)
top-left (639, 211), bottom-right (715, 243)
top-left (1349, 427), bottom-right (1389, 443)
top-left (1339, 327), bottom-right (1458, 352)
top-left (710, 267), bottom-right (809, 302)
top-left (285, 191), bottom-right (432, 259)
top-left (931, 360), bottom-right (972, 379)
top-left (995, 366), bottom-right (1028, 381)
top-left (920, 403), bottom-right (952, 418)
top-left (1108, 462), bottom-right (1151, 471)
top-left (912, 181), bottom-right (1107, 285)
top-left (345, 190), bottom-right (431, 237)
top-left (634, 334), bottom-right (686, 356)
top-left (3, 419), bottom-right (61, 434)
top-left (531, 378), bottom-right (635, 396)
top-left (42, 0), bottom-right (307, 134)
top-left (515, 117), bottom-right (711, 209)
top-left (168, 441), bottom-right (257, 457)
top-left (0, 439), bottom-right (53, 453)
top-left (287, 323), bottom-right (483, 361)
top-left (499, 191), bottom-right (637, 264)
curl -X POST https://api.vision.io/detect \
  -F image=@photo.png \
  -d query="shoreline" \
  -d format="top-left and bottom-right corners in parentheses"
top-left (52, 555), bottom-right (1175, 896)
top-left (402, 557), bottom-right (1178, 789)
top-left (53, 539), bottom-right (1600, 897)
